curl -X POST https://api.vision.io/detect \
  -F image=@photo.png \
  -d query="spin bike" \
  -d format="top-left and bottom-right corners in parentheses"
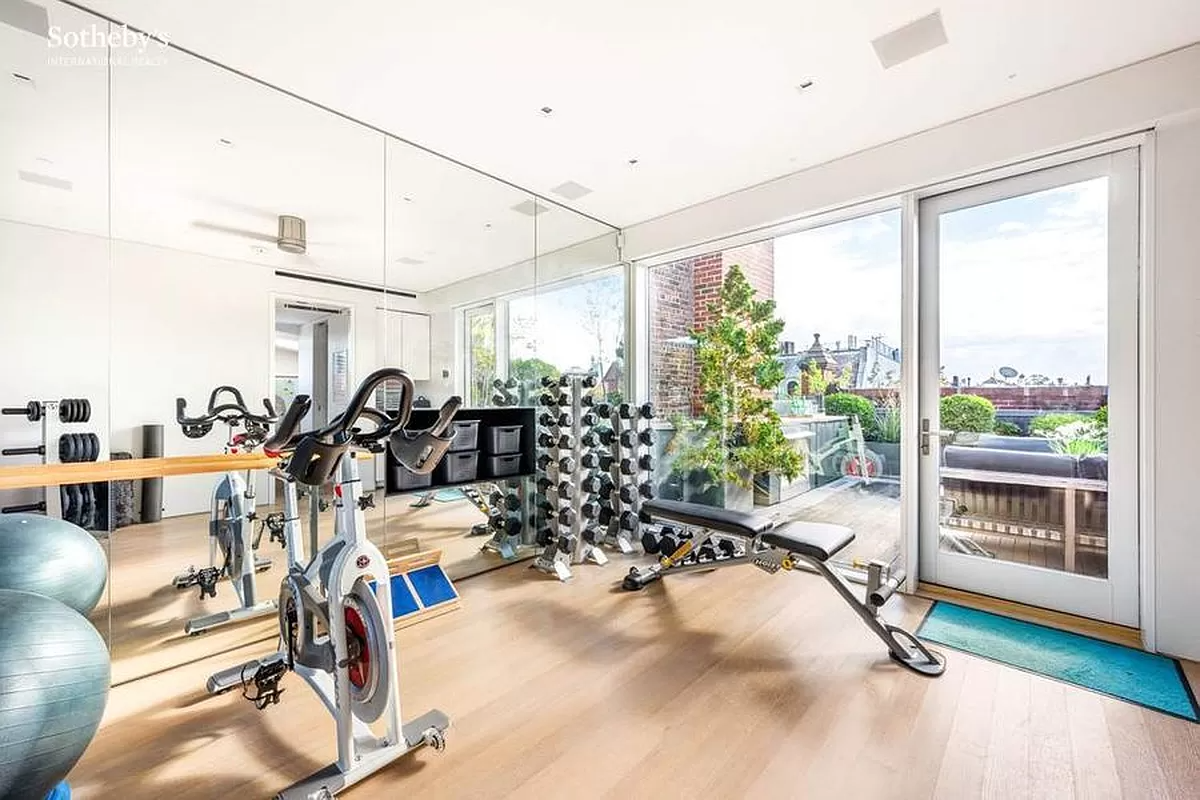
top-left (174, 386), bottom-right (282, 635)
top-left (212, 369), bottom-right (461, 800)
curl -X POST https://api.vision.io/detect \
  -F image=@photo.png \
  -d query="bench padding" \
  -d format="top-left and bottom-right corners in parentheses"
top-left (641, 498), bottom-right (773, 538)
top-left (761, 522), bottom-right (854, 562)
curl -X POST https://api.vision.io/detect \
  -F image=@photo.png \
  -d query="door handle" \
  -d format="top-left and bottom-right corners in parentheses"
top-left (920, 418), bottom-right (957, 456)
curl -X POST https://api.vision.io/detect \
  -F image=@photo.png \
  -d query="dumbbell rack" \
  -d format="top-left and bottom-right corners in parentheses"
top-left (599, 403), bottom-right (656, 554)
top-left (531, 374), bottom-right (607, 581)
top-left (1, 398), bottom-right (101, 524)
top-left (480, 479), bottom-right (528, 560)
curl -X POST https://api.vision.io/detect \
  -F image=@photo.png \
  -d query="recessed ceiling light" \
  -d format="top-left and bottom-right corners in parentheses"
top-left (484, 223), bottom-right (493, 229)
top-left (628, 158), bottom-right (639, 166)
top-left (217, 138), bottom-right (234, 147)
top-left (402, 195), bottom-right (413, 202)
top-left (10, 72), bottom-right (34, 89)
top-left (1007, 73), bottom-right (1017, 80)
top-left (796, 79), bottom-right (815, 91)
top-left (250, 245), bottom-right (267, 255)
top-left (540, 106), bottom-right (553, 116)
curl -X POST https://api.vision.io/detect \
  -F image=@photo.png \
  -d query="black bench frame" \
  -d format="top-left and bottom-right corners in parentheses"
top-left (623, 499), bottom-right (945, 677)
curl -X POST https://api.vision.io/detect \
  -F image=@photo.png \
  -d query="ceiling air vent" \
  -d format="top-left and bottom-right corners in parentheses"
top-left (871, 10), bottom-right (948, 69)
top-left (510, 199), bottom-right (549, 217)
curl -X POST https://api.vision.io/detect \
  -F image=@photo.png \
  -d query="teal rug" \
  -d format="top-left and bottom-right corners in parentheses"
top-left (918, 602), bottom-right (1198, 721)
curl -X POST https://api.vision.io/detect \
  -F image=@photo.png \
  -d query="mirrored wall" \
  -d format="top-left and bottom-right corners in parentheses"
top-left (0, 0), bottom-right (618, 683)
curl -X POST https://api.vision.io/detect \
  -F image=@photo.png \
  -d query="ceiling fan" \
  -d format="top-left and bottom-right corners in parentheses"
top-left (192, 214), bottom-right (309, 254)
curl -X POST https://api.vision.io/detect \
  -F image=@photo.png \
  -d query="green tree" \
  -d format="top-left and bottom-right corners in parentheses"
top-left (940, 393), bottom-right (996, 433)
top-left (509, 357), bottom-right (560, 385)
top-left (673, 265), bottom-right (802, 486)
top-left (468, 311), bottom-right (496, 406)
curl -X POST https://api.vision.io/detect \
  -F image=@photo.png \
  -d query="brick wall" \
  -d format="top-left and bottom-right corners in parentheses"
top-left (649, 259), bottom-right (698, 417)
top-left (649, 241), bottom-right (777, 417)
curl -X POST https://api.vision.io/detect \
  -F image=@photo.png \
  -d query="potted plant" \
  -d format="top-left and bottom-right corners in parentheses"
top-left (669, 265), bottom-right (803, 511)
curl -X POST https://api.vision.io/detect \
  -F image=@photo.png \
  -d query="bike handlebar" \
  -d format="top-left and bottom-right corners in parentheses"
top-left (177, 385), bottom-right (278, 439)
top-left (265, 368), bottom-right (462, 486)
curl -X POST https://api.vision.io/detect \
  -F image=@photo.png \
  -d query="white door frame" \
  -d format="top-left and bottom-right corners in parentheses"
top-left (910, 148), bottom-right (1141, 626)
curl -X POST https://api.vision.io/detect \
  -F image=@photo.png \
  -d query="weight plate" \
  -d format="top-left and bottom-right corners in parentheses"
top-left (82, 398), bottom-right (91, 423)
top-left (80, 484), bottom-right (95, 529)
top-left (89, 433), bottom-right (100, 462)
top-left (59, 435), bottom-right (73, 463)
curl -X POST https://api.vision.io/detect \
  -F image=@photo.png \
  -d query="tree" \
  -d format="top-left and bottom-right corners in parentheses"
top-left (673, 265), bottom-right (802, 486)
top-left (509, 357), bottom-right (560, 384)
top-left (468, 311), bottom-right (496, 406)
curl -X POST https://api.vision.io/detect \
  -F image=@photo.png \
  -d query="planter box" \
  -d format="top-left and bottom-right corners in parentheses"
top-left (871, 442), bottom-right (901, 478)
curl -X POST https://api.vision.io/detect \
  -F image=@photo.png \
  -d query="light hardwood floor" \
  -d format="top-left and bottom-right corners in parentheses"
top-left (72, 549), bottom-right (1200, 799)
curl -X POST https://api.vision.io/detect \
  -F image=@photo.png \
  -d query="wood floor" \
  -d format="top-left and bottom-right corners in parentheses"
top-left (71, 549), bottom-right (1200, 799)
top-left (104, 494), bottom-right (516, 683)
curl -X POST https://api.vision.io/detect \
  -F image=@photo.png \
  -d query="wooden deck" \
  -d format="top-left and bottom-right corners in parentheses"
top-left (764, 478), bottom-right (1107, 578)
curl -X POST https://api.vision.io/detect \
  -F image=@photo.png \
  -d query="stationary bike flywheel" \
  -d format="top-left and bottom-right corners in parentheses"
top-left (343, 579), bottom-right (391, 724)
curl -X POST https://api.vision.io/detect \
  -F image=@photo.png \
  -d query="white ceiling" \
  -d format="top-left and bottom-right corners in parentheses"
top-left (5, 1), bottom-right (1200, 292)
top-left (79, 0), bottom-right (1200, 228)
top-left (1, 1), bottom-right (615, 292)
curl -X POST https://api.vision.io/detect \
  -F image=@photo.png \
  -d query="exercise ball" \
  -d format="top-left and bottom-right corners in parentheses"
top-left (0, 589), bottom-right (110, 800)
top-left (0, 514), bottom-right (107, 614)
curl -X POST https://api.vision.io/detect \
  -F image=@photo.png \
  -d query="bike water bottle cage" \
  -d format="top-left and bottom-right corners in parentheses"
top-left (176, 385), bottom-right (279, 442)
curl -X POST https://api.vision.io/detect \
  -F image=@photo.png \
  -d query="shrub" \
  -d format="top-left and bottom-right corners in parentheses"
top-left (875, 400), bottom-right (902, 443)
top-left (1029, 412), bottom-right (1087, 436)
top-left (825, 393), bottom-right (880, 441)
top-left (940, 393), bottom-right (996, 433)
top-left (994, 420), bottom-right (1022, 436)
top-left (1047, 420), bottom-right (1107, 456)
top-left (1094, 405), bottom-right (1108, 427)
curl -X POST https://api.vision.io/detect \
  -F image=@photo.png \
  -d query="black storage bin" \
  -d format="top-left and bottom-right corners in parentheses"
top-left (486, 424), bottom-right (523, 455)
top-left (391, 464), bottom-right (433, 491)
top-left (448, 420), bottom-right (480, 452)
top-left (438, 450), bottom-right (480, 483)
top-left (488, 453), bottom-right (523, 478)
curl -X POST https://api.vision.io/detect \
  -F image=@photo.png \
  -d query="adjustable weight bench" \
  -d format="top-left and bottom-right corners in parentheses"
top-left (624, 498), bottom-right (944, 677)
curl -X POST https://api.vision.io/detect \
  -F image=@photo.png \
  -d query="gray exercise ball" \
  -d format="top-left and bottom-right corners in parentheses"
top-left (0, 589), bottom-right (111, 800)
top-left (0, 514), bottom-right (107, 614)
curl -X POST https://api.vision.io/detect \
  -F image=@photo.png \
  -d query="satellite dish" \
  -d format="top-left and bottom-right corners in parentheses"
top-left (999, 366), bottom-right (1018, 379)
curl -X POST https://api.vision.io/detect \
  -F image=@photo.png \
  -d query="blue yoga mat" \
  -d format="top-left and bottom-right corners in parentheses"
top-left (918, 602), bottom-right (1199, 721)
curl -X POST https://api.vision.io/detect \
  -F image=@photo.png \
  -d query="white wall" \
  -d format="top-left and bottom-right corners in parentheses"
top-left (1149, 111), bottom-right (1200, 660)
top-left (0, 220), bottom-right (423, 517)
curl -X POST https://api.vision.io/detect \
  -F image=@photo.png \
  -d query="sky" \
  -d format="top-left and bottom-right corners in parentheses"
top-left (499, 176), bottom-right (1110, 387)
top-left (773, 177), bottom-right (1109, 385)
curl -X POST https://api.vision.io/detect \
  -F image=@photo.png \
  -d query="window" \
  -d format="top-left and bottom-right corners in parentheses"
top-left (464, 304), bottom-right (497, 407)
top-left (506, 268), bottom-right (627, 401)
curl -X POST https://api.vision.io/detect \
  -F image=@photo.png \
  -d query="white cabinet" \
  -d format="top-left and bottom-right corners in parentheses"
top-left (377, 310), bottom-right (431, 381)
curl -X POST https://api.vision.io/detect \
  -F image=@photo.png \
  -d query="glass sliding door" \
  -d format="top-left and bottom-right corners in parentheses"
top-left (917, 150), bottom-right (1139, 625)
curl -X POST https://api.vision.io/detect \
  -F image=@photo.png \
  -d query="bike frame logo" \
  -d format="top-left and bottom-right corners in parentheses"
top-left (46, 22), bottom-right (170, 67)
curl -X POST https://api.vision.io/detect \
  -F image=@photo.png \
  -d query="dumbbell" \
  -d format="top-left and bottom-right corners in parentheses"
top-left (537, 411), bottom-right (557, 427)
top-left (619, 484), bottom-right (636, 504)
top-left (557, 535), bottom-right (574, 554)
top-left (619, 510), bottom-right (638, 531)
top-left (580, 394), bottom-right (595, 407)
top-left (538, 392), bottom-right (560, 407)
top-left (535, 527), bottom-right (556, 547)
top-left (717, 539), bottom-right (737, 558)
top-left (594, 402), bottom-right (612, 418)
top-left (556, 412), bottom-right (572, 428)
top-left (598, 428), bottom-right (616, 446)
top-left (638, 481), bottom-right (655, 499)
top-left (493, 515), bottom-right (523, 538)
top-left (598, 478), bottom-right (615, 499)
top-left (540, 375), bottom-right (559, 388)
top-left (580, 451), bottom-right (600, 469)
top-left (536, 497), bottom-right (556, 514)
top-left (620, 428), bottom-right (656, 448)
top-left (638, 508), bottom-right (655, 524)
top-left (580, 430), bottom-right (598, 448)
top-left (617, 403), bottom-right (635, 420)
top-left (580, 473), bottom-right (604, 494)
top-left (537, 476), bottom-right (554, 493)
top-left (536, 430), bottom-right (557, 448)
top-left (580, 501), bottom-right (599, 520)
top-left (619, 454), bottom-right (654, 474)
top-left (580, 412), bottom-right (598, 428)
top-left (637, 403), bottom-right (655, 420)
top-left (557, 456), bottom-right (576, 474)
top-left (598, 506), bottom-right (615, 526)
top-left (581, 374), bottom-right (597, 388)
top-left (641, 530), bottom-right (662, 555)
top-left (658, 528), bottom-right (678, 555)
top-left (557, 507), bottom-right (575, 527)
top-left (537, 453), bottom-right (553, 471)
top-left (697, 544), bottom-right (717, 562)
top-left (555, 481), bottom-right (573, 499)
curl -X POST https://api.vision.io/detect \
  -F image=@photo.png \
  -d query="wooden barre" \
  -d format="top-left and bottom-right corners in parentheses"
top-left (0, 453), bottom-right (278, 491)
